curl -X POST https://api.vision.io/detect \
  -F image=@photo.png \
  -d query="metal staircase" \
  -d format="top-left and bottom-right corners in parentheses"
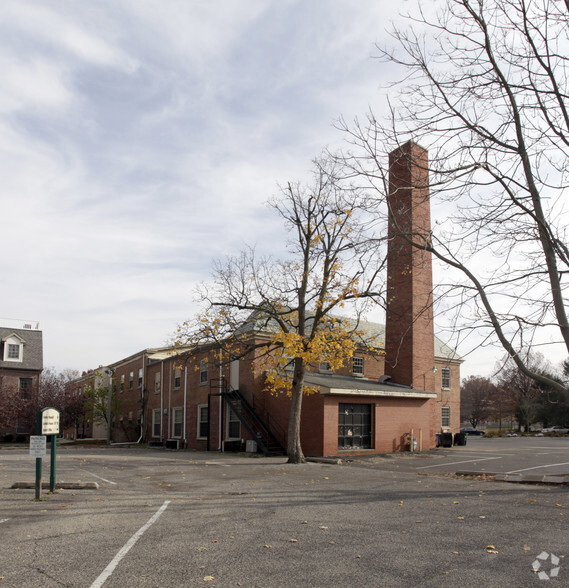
top-left (212, 379), bottom-right (286, 456)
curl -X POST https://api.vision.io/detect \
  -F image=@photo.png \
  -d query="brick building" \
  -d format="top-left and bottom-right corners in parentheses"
top-left (71, 141), bottom-right (462, 456)
top-left (0, 319), bottom-right (43, 439)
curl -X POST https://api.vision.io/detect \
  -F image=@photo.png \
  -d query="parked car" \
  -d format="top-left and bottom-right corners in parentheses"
top-left (460, 427), bottom-right (485, 436)
top-left (541, 426), bottom-right (569, 434)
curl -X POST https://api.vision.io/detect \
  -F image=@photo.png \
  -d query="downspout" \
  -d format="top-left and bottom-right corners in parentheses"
top-left (183, 365), bottom-right (188, 448)
top-left (168, 360), bottom-right (172, 439)
top-left (160, 361), bottom-right (164, 442)
top-left (218, 354), bottom-right (223, 451)
top-left (137, 353), bottom-right (145, 444)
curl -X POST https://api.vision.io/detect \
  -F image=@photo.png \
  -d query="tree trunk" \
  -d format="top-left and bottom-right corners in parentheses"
top-left (287, 360), bottom-right (306, 463)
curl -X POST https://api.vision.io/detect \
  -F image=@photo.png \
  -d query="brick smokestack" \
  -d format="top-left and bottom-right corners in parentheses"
top-left (385, 141), bottom-right (435, 391)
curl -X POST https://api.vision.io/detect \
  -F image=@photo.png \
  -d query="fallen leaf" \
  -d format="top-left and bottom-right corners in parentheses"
top-left (264, 545), bottom-right (272, 549)
top-left (452, 552), bottom-right (459, 555)
top-left (212, 540), bottom-right (218, 543)
top-left (453, 501), bottom-right (460, 504)
top-left (457, 516), bottom-right (465, 520)
top-left (479, 516), bottom-right (486, 519)
top-left (301, 521), bottom-right (308, 524)
top-left (289, 539), bottom-right (298, 543)
top-left (415, 520), bottom-right (423, 523)
top-left (486, 545), bottom-right (496, 550)
top-left (319, 526), bottom-right (328, 530)
top-left (355, 555), bottom-right (362, 559)
top-left (323, 477), bottom-right (329, 480)
top-left (523, 545), bottom-right (531, 551)
top-left (329, 541), bottom-right (335, 545)
top-left (487, 550), bottom-right (499, 554)
top-left (203, 576), bottom-right (215, 582)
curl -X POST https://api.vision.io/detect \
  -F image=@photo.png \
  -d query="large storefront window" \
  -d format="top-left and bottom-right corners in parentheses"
top-left (338, 403), bottom-right (372, 450)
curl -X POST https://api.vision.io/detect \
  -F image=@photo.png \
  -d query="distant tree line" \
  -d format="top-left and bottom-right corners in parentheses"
top-left (461, 353), bottom-right (569, 432)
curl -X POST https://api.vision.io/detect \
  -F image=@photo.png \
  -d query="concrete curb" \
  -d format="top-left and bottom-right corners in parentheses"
top-left (11, 482), bottom-right (99, 490)
top-left (306, 457), bottom-right (342, 465)
top-left (455, 471), bottom-right (569, 485)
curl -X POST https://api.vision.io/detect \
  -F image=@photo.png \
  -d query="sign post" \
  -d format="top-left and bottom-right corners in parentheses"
top-left (33, 407), bottom-right (60, 498)
top-left (30, 435), bottom-right (47, 500)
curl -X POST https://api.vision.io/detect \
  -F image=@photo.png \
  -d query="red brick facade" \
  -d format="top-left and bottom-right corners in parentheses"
top-left (71, 142), bottom-right (461, 456)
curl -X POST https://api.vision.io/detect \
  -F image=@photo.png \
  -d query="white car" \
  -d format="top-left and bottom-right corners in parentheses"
top-left (542, 426), bottom-right (569, 434)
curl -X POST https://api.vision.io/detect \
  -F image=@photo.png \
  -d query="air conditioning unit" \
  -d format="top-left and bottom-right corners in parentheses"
top-left (246, 440), bottom-right (257, 453)
top-left (165, 439), bottom-right (179, 450)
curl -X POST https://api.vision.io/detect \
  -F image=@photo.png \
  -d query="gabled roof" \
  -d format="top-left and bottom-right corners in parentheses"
top-left (239, 311), bottom-right (462, 363)
top-left (0, 326), bottom-right (43, 371)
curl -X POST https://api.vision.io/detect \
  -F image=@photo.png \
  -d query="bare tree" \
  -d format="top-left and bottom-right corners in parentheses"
top-left (460, 376), bottom-right (496, 428)
top-left (338, 0), bottom-right (569, 393)
top-left (497, 351), bottom-right (558, 430)
top-left (178, 157), bottom-right (385, 463)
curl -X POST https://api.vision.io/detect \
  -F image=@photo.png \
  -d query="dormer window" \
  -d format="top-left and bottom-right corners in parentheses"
top-left (2, 334), bottom-right (24, 362)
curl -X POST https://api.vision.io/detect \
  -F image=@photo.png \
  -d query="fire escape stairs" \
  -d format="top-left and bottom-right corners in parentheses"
top-left (221, 389), bottom-right (286, 456)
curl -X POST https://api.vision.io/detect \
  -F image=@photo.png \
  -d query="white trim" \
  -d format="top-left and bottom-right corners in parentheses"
top-left (320, 387), bottom-right (437, 399)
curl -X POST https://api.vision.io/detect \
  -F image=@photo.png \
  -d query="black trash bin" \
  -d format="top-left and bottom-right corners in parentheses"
top-left (442, 432), bottom-right (453, 447)
top-left (454, 432), bottom-right (467, 446)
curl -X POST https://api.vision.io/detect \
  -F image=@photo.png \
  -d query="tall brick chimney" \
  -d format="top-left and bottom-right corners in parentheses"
top-left (384, 141), bottom-right (435, 391)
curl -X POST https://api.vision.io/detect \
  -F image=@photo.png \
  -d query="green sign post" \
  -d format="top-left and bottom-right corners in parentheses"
top-left (33, 407), bottom-right (60, 498)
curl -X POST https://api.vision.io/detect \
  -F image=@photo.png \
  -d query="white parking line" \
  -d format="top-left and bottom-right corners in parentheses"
top-left (506, 461), bottom-right (569, 474)
top-left (417, 457), bottom-right (502, 470)
top-left (83, 470), bottom-right (117, 485)
top-left (89, 500), bottom-right (171, 588)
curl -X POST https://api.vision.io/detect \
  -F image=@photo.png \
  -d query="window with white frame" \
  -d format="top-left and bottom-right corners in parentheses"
top-left (227, 404), bottom-right (241, 439)
top-left (120, 374), bottom-right (125, 393)
top-left (441, 367), bottom-right (451, 389)
top-left (200, 359), bottom-right (208, 384)
top-left (152, 409), bottom-right (161, 438)
top-left (442, 406), bottom-right (450, 428)
top-left (138, 368), bottom-right (143, 388)
top-left (174, 368), bottom-right (181, 389)
top-left (197, 405), bottom-right (208, 439)
top-left (3, 335), bottom-right (24, 362)
top-left (172, 407), bottom-right (183, 438)
top-left (352, 357), bottom-right (364, 376)
top-left (129, 371), bottom-right (134, 390)
top-left (154, 372), bottom-right (161, 394)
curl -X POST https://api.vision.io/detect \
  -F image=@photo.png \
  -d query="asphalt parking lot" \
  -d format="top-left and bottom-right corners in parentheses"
top-left (1, 439), bottom-right (568, 587)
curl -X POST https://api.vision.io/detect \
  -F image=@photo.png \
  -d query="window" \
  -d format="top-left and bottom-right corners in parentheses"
top-left (441, 367), bottom-right (451, 389)
top-left (154, 372), bottom-right (161, 394)
top-left (129, 371), bottom-right (134, 390)
top-left (152, 409), bottom-right (161, 438)
top-left (172, 407), bottom-right (183, 438)
top-left (19, 378), bottom-right (33, 399)
top-left (3, 335), bottom-right (23, 362)
top-left (227, 404), bottom-right (241, 439)
top-left (138, 368), bottom-right (143, 388)
top-left (120, 374), bottom-right (125, 393)
top-left (200, 360), bottom-right (208, 384)
top-left (442, 406), bottom-right (450, 428)
top-left (352, 357), bottom-right (364, 376)
top-left (197, 405), bottom-right (209, 439)
top-left (174, 368), bottom-right (181, 389)
top-left (338, 403), bottom-right (372, 449)
top-left (319, 361), bottom-right (331, 373)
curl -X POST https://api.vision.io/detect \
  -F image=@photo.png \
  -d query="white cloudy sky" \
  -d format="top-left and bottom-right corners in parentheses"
top-left (0, 0), bottom-right (402, 372)
top-left (3, 0), bottom-right (558, 379)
